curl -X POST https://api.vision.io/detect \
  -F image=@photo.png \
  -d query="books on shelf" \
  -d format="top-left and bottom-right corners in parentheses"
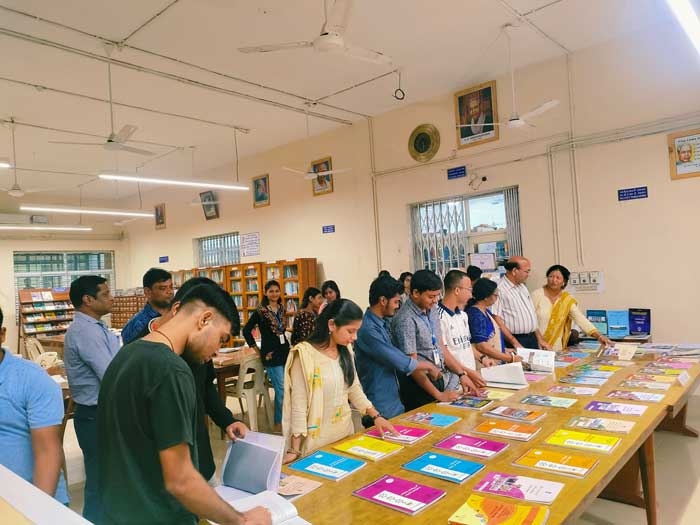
top-left (288, 451), bottom-right (365, 481)
top-left (352, 474), bottom-right (446, 516)
top-left (439, 396), bottom-right (494, 410)
top-left (365, 424), bottom-right (432, 445)
top-left (585, 401), bottom-right (648, 416)
top-left (514, 448), bottom-right (598, 478)
top-left (480, 362), bottom-right (528, 390)
top-left (433, 433), bottom-right (509, 458)
top-left (548, 385), bottom-right (599, 396)
top-left (473, 471), bottom-right (565, 504)
top-left (332, 435), bottom-right (403, 461)
top-left (473, 420), bottom-right (541, 442)
top-left (607, 310), bottom-right (630, 338)
top-left (277, 474), bottom-right (322, 502)
top-left (448, 495), bottom-right (550, 525)
top-left (516, 347), bottom-right (556, 375)
top-left (544, 429), bottom-right (621, 453)
top-left (402, 452), bottom-right (484, 484)
top-left (519, 394), bottom-right (577, 409)
top-left (484, 405), bottom-right (547, 423)
top-left (402, 412), bottom-right (460, 428)
top-left (566, 416), bottom-right (636, 434)
top-left (607, 390), bottom-right (665, 402)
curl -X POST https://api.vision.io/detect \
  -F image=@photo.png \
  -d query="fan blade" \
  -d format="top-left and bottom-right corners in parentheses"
top-left (520, 99), bottom-right (560, 121)
top-left (324, 0), bottom-right (352, 34)
top-left (283, 166), bottom-right (307, 175)
top-left (114, 144), bottom-right (155, 156)
top-left (114, 124), bottom-right (138, 144)
top-left (344, 45), bottom-right (392, 65)
top-left (49, 141), bottom-right (104, 146)
top-left (238, 41), bottom-right (313, 54)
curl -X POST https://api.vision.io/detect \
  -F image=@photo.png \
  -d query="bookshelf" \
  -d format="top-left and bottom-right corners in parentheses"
top-left (111, 293), bottom-right (148, 329)
top-left (243, 263), bottom-right (263, 324)
top-left (225, 264), bottom-right (244, 323)
top-left (281, 258), bottom-right (317, 330)
top-left (18, 288), bottom-right (74, 338)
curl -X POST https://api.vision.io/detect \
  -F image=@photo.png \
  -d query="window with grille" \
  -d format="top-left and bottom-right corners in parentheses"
top-left (410, 187), bottom-right (522, 277)
top-left (196, 232), bottom-right (240, 267)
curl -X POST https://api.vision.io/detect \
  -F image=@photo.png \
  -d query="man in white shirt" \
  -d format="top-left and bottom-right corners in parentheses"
top-left (437, 270), bottom-right (477, 370)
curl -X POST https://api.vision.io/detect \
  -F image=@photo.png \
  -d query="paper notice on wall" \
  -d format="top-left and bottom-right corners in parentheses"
top-left (241, 232), bottom-right (261, 257)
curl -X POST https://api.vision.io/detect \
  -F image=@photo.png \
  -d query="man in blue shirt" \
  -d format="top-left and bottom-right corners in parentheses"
top-left (64, 275), bottom-right (121, 523)
top-left (120, 268), bottom-right (174, 345)
top-left (0, 306), bottom-right (68, 504)
top-left (355, 275), bottom-right (441, 420)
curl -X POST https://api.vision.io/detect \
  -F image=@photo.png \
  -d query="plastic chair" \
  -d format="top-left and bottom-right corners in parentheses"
top-left (224, 355), bottom-right (273, 431)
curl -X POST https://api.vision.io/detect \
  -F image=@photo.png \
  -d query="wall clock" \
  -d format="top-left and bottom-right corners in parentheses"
top-left (408, 124), bottom-right (440, 162)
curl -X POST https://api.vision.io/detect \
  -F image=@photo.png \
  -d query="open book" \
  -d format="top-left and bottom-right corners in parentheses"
top-left (480, 362), bottom-right (528, 390)
top-left (516, 347), bottom-right (555, 375)
top-left (227, 490), bottom-right (310, 525)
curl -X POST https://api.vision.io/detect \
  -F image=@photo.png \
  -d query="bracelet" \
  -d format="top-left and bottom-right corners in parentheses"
top-left (479, 354), bottom-right (487, 364)
top-left (457, 371), bottom-right (466, 378)
top-left (286, 448), bottom-right (301, 457)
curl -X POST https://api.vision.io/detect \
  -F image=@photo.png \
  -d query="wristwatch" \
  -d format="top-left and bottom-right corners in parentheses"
top-left (457, 372), bottom-right (466, 378)
top-left (371, 413), bottom-right (384, 421)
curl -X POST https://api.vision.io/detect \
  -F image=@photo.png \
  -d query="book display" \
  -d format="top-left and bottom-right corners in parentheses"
top-left (352, 475), bottom-right (446, 515)
top-left (402, 452), bottom-right (484, 484)
top-left (111, 292), bottom-right (148, 329)
top-left (18, 288), bottom-right (74, 352)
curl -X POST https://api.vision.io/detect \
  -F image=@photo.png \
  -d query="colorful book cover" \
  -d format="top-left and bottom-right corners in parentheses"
top-left (333, 435), bottom-right (403, 461)
top-left (484, 405), bottom-right (546, 423)
top-left (619, 380), bottom-right (671, 391)
top-left (544, 428), bottom-right (620, 453)
top-left (628, 374), bottom-right (676, 384)
top-left (607, 310), bottom-right (630, 338)
top-left (585, 401), bottom-right (648, 416)
top-left (365, 424), bottom-right (432, 445)
top-left (566, 416), bottom-right (636, 434)
top-left (277, 474), bottom-right (323, 502)
top-left (586, 309), bottom-right (608, 336)
top-left (402, 452), bottom-right (485, 484)
top-left (519, 394), bottom-right (577, 409)
top-left (483, 389), bottom-right (514, 401)
top-left (402, 412), bottom-right (460, 428)
top-left (289, 450), bottom-right (365, 481)
top-left (548, 385), bottom-right (599, 396)
top-left (577, 364), bottom-right (622, 372)
top-left (352, 474), bottom-right (446, 515)
top-left (448, 495), bottom-right (549, 525)
top-left (473, 420), bottom-right (541, 442)
top-left (473, 471), bottom-right (564, 504)
top-left (607, 390), bottom-right (664, 403)
top-left (559, 375), bottom-right (608, 386)
top-left (566, 351), bottom-right (593, 358)
top-left (569, 369), bottom-right (615, 379)
top-left (628, 308), bottom-right (651, 335)
top-left (651, 360), bottom-right (693, 369)
top-left (524, 372), bottom-right (548, 383)
top-left (638, 367), bottom-right (683, 376)
top-left (433, 433), bottom-right (509, 458)
top-left (513, 448), bottom-right (598, 478)
top-left (440, 396), bottom-right (494, 410)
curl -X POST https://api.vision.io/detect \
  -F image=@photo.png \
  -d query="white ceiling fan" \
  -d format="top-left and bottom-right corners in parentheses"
top-left (238, 0), bottom-right (392, 66)
top-left (457, 25), bottom-right (559, 131)
top-left (0, 120), bottom-right (51, 198)
top-left (49, 63), bottom-right (154, 156)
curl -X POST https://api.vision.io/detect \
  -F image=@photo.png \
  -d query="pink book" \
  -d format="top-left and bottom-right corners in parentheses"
top-left (352, 474), bottom-right (446, 515)
top-left (365, 424), bottom-right (432, 444)
top-left (434, 433), bottom-right (509, 458)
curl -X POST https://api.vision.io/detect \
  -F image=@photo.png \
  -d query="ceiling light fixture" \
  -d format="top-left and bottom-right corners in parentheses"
top-left (0, 157), bottom-right (11, 168)
top-left (0, 225), bottom-right (93, 232)
top-left (20, 205), bottom-right (154, 217)
top-left (98, 173), bottom-right (248, 191)
top-left (667, 0), bottom-right (700, 56)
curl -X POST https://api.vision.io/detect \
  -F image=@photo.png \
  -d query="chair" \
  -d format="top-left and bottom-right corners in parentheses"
top-left (224, 355), bottom-right (273, 431)
top-left (60, 390), bottom-right (75, 485)
top-left (24, 337), bottom-right (45, 361)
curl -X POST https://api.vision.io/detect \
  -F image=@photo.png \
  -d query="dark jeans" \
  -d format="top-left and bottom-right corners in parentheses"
top-left (74, 404), bottom-right (102, 524)
top-left (398, 374), bottom-right (445, 412)
top-left (513, 332), bottom-right (539, 349)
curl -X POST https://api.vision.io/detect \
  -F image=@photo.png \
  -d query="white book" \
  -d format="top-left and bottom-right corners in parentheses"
top-left (222, 490), bottom-right (310, 525)
top-left (219, 431), bottom-right (285, 496)
top-left (480, 362), bottom-right (528, 390)
top-left (516, 347), bottom-right (556, 374)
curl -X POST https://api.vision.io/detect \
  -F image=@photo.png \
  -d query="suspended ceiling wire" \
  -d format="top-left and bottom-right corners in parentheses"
top-left (233, 130), bottom-right (240, 183)
top-left (119, 0), bottom-right (181, 45)
top-left (495, 0), bottom-right (571, 55)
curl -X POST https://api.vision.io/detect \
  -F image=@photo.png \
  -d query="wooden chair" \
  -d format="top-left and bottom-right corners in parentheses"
top-left (59, 389), bottom-right (75, 485)
top-left (224, 355), bottom-right (273, 431)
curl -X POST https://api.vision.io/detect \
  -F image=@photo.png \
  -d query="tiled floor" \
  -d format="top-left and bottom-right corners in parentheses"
top-left (67, 394), bottom-right (700, 524)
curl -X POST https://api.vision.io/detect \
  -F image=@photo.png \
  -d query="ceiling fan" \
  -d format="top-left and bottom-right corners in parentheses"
top-left (49, 63), bottom-right (154, 156)
top-left (457, 25), bottom-right (559, 131)
top-left (0, 120), bottom-right (47, 198)
top-left (238, 0), bottom-right (392, 66)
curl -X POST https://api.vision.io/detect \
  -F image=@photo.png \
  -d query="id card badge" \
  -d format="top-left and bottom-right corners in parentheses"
top-left (279, 333), bottom-right (286, 344)
top-left (432, 347), bottom-right (441, 366)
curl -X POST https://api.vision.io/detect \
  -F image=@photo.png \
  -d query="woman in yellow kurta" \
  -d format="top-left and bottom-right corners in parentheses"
top-left (282, 299), bottom-right (396, 464)
top-left (532, 265), bottom-right (613, 351)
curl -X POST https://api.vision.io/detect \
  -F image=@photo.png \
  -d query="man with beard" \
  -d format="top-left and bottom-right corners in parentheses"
top-left (97, 284), bottom-right (270, 525)
top-left (120, 268), bottom-right (174, 345)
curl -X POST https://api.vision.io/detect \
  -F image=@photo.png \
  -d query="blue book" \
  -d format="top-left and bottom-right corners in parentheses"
top-left (628, 308), bottom-right (651, 335)
top-left (586, 309), bottom-right (608, 335)
top-left (402, 411), bottom-right (461, 428)
top-left (289, 450), bottom-right (365, 481)
top-left (607, 310), bottom-right (630, 338)
top-left (402, 452), bottom-right (484, 484)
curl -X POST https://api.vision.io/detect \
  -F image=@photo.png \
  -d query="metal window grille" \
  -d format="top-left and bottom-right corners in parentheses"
top-left (196, 232), bottom-right (240, 267)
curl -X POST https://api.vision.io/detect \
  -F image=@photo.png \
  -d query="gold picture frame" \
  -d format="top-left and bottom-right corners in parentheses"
top-left (154, 203), bottom-right (166, 230)
top-left (454, 80), bottom-right (499, 149)
top-left (252, 174), bottom-right (270, 208)
top-left (668, 128), bottom-right (700, 180)
top-left (311, 156), bottom-right (334, 196)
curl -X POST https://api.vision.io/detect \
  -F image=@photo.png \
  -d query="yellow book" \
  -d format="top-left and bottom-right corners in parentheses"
top-left (448, 494), bottom-right (549, 525)
top-left (545, 428), bottom-right (620, 453)
top-left (332, 435), bottom-right (403, 461)
top-left (514, 447), bottom-right (598, 478)
top-left (483, 389), bottom-right (514, 401)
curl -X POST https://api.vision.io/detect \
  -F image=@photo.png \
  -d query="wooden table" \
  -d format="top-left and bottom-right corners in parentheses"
top-left (212, 347), bottom-right (259, 405)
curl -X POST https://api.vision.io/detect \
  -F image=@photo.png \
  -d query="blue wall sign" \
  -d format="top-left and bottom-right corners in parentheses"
top-left (159, 256), bottom-right (169, 263)
top-left (322, 225), bottom-right (335, 234)
top-left (447, 166), bottom-right (467, 180)
top-left (617, 186), bottom-right (648, 201)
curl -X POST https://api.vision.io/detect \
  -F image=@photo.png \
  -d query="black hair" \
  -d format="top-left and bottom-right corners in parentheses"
top-left (466, 265), bottom-right (483, 282)
top-left (503, 260), bottom-right (520, 272)
top-left (69, 275), bottom-right (108, 308)
top-left (301, 287), bottom-right (322, 309)
top-left (467, 278), bottom-right (498, 307)
top-left (368, 276), bottom-right (403, 306)
top-left (178, 283), bottom-right (238, 329)
top-left (0, 305), bottom-right (4, 329)
top-left (321, 280), bottom-right (341, 299)
top-left (143, 268), bottom-right (172, 289)
top-left (307, 298), bottom-right (362, 386)
top-left (444, 269), bottom-right (468, 292)
top-left (398, 271), bottom-right (413, 284)
top-left (261, 280), bottom-right (281, 307)
top-left (410, 269), bottom-right (443, 294)
top-left (546, 264), bottom-right (571, 288)
top-left (175, 277), bottom-right (240, 335)
top-left (377, 270), bottom-right (392, 279)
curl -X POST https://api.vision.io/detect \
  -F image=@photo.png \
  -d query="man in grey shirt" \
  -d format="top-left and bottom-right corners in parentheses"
top-left (392, 269), bottom-right (484, 411)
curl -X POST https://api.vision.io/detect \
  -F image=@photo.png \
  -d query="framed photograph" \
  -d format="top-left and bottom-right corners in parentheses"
top-left (154, 203), bottom-right (166, 230)
top-left (454, 80), bottom-right (499, 149)
top-left (252, 174), bottom-right (270, 208)
top-left (311, 156), bottom-right (334, 196)
top-left (199, 190), bottom-right (219, 220)
top-left (668, 128), bottom-right (700, 180)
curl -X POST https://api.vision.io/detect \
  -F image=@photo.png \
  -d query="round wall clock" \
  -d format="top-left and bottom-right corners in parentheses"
top-left (408, 124), bottom-right (440, 162)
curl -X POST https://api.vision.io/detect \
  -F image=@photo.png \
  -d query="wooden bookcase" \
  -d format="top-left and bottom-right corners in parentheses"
top-left (18, 288), bottom-right (74, 338)
top-left (242, 263), bottom-right (263, 323)
top-left (111, 294), bottom-right (148, 329)
top-left (225, 264), bottom-right (244, 323)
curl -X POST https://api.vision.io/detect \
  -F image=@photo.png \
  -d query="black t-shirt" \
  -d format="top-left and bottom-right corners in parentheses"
top-left (98, 340), bottom-right (198, 525)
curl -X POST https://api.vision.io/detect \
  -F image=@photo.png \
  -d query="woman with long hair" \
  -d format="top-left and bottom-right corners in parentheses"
top-left (318, 280), bottom-right (341, 314)
top-left (290, 287), bottom-right (323, 345)
top-left (282, 299), bottom-right (396, 463)
top-left (242, 279), bottom-right (289, 431)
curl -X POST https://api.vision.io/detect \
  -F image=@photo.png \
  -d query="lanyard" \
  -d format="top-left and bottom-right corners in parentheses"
top-left (419, 312), bottom-right (437, 347)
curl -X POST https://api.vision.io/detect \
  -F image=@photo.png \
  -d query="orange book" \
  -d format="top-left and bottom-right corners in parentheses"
top-left (514, 447), bottom-right (598, 478)
top-left (473, 420), bottom-right (540, 442)
top-left (448, 495), bottom-right (549, 525)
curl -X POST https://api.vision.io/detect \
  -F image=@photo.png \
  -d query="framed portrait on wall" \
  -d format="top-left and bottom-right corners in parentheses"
top-left (668, 128), bottom-right (700, 180)
top-left (454, 80), bottom-right (499, 149)
top-left (252, 174), bottom-right (270, 208)
top-left (311, 156), bottom-right (334, 196)
top-left (154, 203), bottom-right (166, 230)
top-left (199, 191), bottom-right (219, 220)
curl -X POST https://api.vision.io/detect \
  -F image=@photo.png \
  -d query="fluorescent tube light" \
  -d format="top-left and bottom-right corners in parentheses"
top-left (0, 225), bottom-right (93, 231)
top-left (0, 157), bottom-right (11, 168)
top-left (20, 205), bottom-right (154, 218)
top-left (99, 173), bottom-right (249, 191)
top-left (667, 0), bottom-right (700, 56)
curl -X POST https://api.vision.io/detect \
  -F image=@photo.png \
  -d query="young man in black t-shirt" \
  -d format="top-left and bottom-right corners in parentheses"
top-left (98, 284), bottom-right (270, 525)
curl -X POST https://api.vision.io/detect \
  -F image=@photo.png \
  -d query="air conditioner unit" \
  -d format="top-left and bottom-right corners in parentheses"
top-left (0, 213), bottom-right (31, 225)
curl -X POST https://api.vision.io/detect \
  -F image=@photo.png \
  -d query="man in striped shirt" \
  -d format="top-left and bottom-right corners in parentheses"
top-left (493, 256), bottom-right (552, 350)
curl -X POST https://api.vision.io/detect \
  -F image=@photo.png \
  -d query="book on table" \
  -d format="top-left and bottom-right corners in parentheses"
top-left (513, 447), bottom-right (598, 478)
top-left (473, 419), bottom-right (541, 442)
top-left (519, 394), bottom-right (578, 409)
top-left (402, 451), bottom-right (485, 484)
top-left (439, 396), bottom-right (494, 410)
top-left (607, 390), bottom-right (665, 403)
top-left (480, 362), bottom-right (529, 390)
top-left (619, 379), bottom-right (671, 391)
top-left (559, 375), bottom-right (608, 386)
top-left (548, 385), bottom-right (599, 396)
top-left (586, 309), bottom-right (608, 336)
top-left (447, 494), bottom-right (549, 525)
top-left (288, 450), bottom-right (365, 481)
top-left (473, 471), bottom-right (565, 504)
top-left (221, 490), bottom-right (310, 525)
top-left (433, 433), bottom-right (509, 459)
top-left (332, 435), bottom-right (403, 461)
top-left (516, 347), bottom-right (556, 375)
top-left (628, 373), bottom-right (676, 384)
top-left (638, 366), bottom-right (683, 376)
top-left (565, 416), bottom-right (636, 434)
top-left (483, 405), bottom-right (547, 423)
top-left (352, 474), bottom-right (446, 515)
top-left (584, 400), bottom-right (648, 416)
top-left (607, 310), bottom-right (630, 338)
top-left (364, 424), bottom-right (432, 445)
top-left (401, 411), bottom-right (461, 428)
top-left (544, 428), bottom-right (621, 453)
top-left (483, 388), bottom-right (515, 401)
top-left (277, 474), bottom-right (322, 502)
top-left (650, 360), bottom-right (693, 369)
